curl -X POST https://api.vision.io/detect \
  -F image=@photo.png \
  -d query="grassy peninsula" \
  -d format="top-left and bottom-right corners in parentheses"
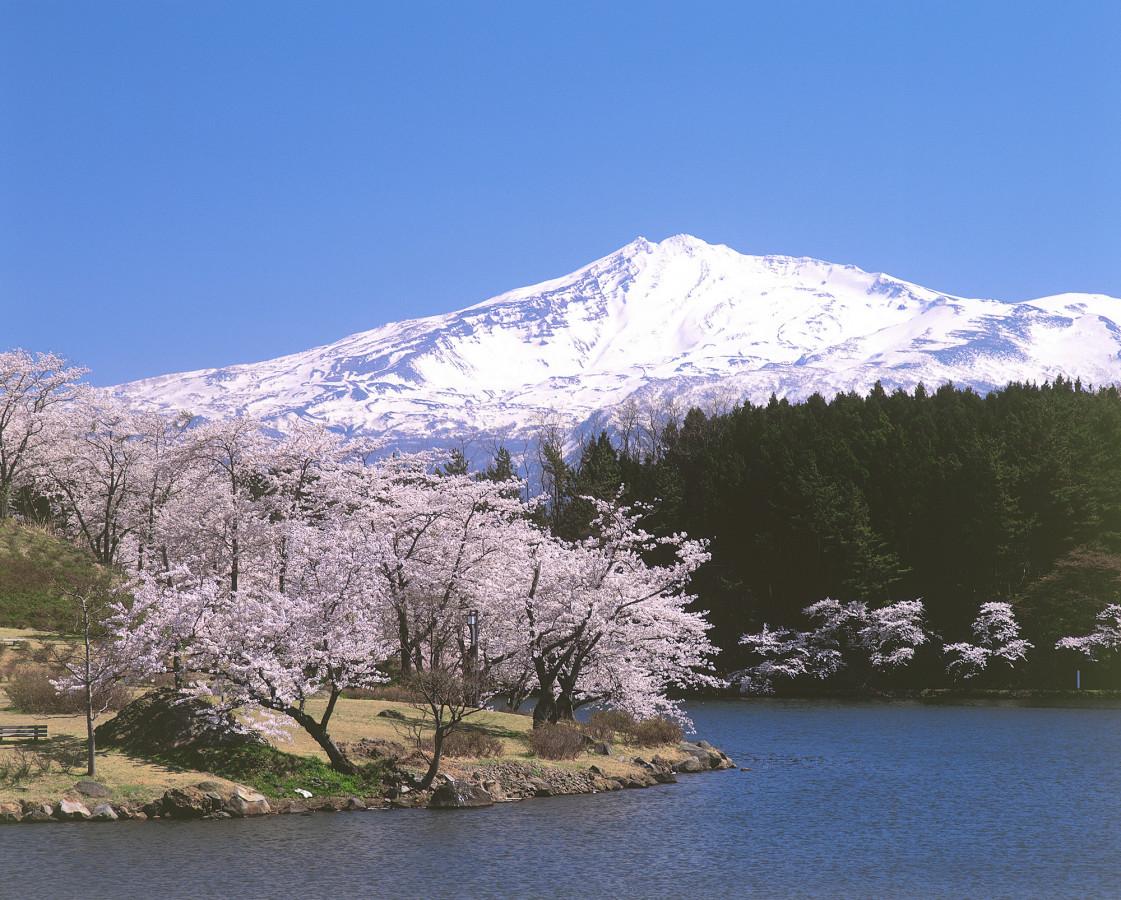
top-left (0, 626), bottom-right (732, 819)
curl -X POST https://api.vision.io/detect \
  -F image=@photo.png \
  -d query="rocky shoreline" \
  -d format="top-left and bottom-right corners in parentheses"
top-left (0, 741), bottom-right (735, 824)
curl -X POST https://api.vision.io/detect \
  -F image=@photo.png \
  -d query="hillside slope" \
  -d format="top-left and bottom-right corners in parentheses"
top-left (0, 521), bottom-right (100, 630)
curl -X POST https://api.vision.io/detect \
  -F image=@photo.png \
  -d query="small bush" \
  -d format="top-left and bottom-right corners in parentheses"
top-left (439, 728), bottom-right (504, 759)
top-left (0, 749), bottom-right (54, 786)
top-left (417, 728), bottom-right (504, 759)
top-left (629, 717), bottom-right (684, 747)
top-left (5, 665), bottom-right (131, 715)
top-left (581, 710), bottom-right (682, 747)
top-left (585, 709), bottom-right (637, 742)
top-left (529, 722), bottom-right (585, 760)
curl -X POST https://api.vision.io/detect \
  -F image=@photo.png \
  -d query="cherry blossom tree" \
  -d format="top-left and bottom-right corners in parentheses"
top-left (513, 499), bottom-right (716, 726)
top-left (1056, 604), bottom-right (1121, 662)
top-left (352, 453), bottom-right (527, 677)
top-left (735, 597), bottom-right (929, 693)
top-left (734, 624), bottom-right (844, 694)
top-left (51, 573), bottom-right (131, 777)
top-left (114, 522), bottom-right (394, 772)
top-left (254, 421), bottom-right (361, 593)
top-left (945, 601), bottom-right (1033, 679)
top-left (132, 410), bottom-right (196, 574)
top-left (76, 423), bottom-right (719, 760)
top-left (0, 349), bottom-right (87, 519)
top-left (37, 395), bottom-right (146, 566)
top-left (177, 417), bottom-right (274, 592)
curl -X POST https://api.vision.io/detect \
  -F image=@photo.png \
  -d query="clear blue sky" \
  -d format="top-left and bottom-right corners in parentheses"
top-left (2, 1), bottom-right (1118, 385)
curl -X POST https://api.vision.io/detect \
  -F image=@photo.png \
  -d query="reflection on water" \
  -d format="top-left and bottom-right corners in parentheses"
top-left (4, 700), bottom-right (1120, 899)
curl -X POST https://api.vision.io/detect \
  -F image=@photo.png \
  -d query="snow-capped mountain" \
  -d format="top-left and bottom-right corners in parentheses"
top-left (114, 234), bottom-right (1121, 452)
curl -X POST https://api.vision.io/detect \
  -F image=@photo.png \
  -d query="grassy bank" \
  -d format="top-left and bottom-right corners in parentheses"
top-left (0, 522), bottom-right (102, 631)
top-left (1, 627), bottom-right (706, 808)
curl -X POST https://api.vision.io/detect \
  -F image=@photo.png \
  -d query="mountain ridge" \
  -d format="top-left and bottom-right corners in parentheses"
top-left (113, 235), bottom-right (1121, 451)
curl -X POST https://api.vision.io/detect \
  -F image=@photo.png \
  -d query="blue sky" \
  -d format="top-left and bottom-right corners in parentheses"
top-left (2, 1), bottom-right (1118, 385)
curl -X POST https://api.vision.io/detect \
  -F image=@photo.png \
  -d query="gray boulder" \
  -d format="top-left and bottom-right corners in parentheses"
top-left (75, 780), bottom-right (113, 799)
top-left (227, 786), bottom-right (271, 817)
top-left (428, 780), bottom-right (497, 809)
top-left (54, 799), bottom-right (92, 821)
top-left (90, 803), bottom-right (118, 822)
top-left (160, 786), bottom-right (211, 819)
top-left (649, 758), bottom-right (677, 784)
top-left (675, 740), bottom-right (735, 771)
top-left (163, 781), bottom-right (272, 818)
top-left (21, 803), bottom-right (53, 823)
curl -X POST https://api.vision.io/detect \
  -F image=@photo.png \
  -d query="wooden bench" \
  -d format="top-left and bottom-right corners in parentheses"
top-left (0, 725), bottom-right (48, 743)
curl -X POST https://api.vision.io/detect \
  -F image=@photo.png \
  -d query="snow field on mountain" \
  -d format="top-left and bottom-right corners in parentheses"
top-left (114, 235), bottom-right (1121, 447)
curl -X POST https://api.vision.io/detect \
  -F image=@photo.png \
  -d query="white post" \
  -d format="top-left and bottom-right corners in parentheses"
top-left (1076, 669), bottom-right (1081, 690)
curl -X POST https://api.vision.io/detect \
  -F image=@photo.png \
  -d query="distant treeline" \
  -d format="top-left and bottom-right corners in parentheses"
top-left (532, 378), bottom-right (1121, 690)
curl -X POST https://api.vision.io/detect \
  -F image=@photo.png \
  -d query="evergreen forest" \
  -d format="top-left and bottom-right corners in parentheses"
top-left (536, 378), bottom-right (1121, 690)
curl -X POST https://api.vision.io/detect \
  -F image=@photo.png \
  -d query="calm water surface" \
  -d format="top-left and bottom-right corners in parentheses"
top-left (4, 700), bottom-right (1120, 899)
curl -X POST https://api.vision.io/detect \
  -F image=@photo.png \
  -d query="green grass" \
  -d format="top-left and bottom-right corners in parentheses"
top-left (0, 520), bottom-right (102, 631)
top-left (151, 743), bottom-right (388, 799)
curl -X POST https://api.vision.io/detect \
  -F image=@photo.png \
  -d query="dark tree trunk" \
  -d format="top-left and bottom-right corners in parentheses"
top-left (84, 682), bottom-right (96, 776)
top-left (551, 691), bottom-right (575, 723)
top-left (397, 610), bottom-right (413, 677)
top-left (286, 707), bottom-right (356, 774)
top-left (532, 691), bottom-right (557, 727)
top-left (416, 733), bottom-right (444, 790)
top-left (531, 656), bottom-right (560, 726)
top-left (82, 601), bottom-right (96, 776)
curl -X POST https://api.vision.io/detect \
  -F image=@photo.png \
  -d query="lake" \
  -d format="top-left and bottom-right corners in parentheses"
top-left (4, 699), bottom-right (1120, 898)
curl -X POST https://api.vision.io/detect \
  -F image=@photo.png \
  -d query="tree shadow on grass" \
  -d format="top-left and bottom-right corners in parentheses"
top-left (0, 734), bottom-right (86, 782)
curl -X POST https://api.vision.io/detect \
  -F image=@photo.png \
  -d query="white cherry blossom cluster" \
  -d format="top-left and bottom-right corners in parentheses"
top-left (736, 597), bottom-right (929, 694)
top-left (944, 602), bottom-right (1033, 679)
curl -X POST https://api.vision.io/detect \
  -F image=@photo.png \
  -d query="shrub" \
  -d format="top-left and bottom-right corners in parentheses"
top-left (420, 727), bottom-right (504, 759)
top-left (0, 750), bottom-right (34, 786)
top-left (5, 665), bottom-right (131, 715)
top-left (581, 710), bottom-right (683, 747)
top-left (584, 709), bottom-right (636, 742)
top-left (442, 728), bottom-right (504, 758)
top-left (0, 749), bottom-right (54, 786)
top-left (529, 722), bottom-right (585, 760)
top-left (629, 716), bottom-right (684, 747)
